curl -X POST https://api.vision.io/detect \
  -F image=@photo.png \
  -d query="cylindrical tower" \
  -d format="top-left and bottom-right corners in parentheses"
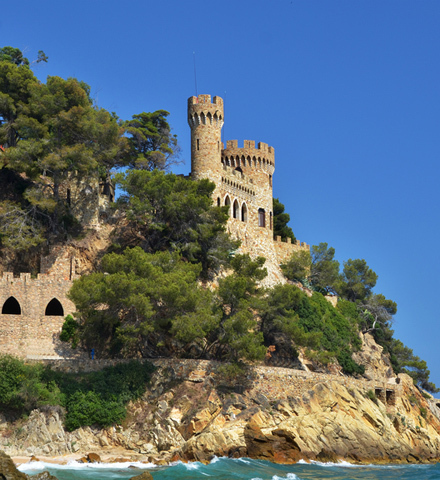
top-left (187, 94), bottom-right (224, 182)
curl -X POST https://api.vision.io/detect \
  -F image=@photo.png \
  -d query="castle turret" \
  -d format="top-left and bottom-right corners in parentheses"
top-left (188, 95), bottom-right (224, 182)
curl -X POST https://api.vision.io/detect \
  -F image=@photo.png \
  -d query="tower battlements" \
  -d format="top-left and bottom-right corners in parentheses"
top-left (188, 94), bottom-right (224, 107)
top-left (188, 93), bottom-right (308, 286)
top-left (222, 140), bottom-right (275, 172)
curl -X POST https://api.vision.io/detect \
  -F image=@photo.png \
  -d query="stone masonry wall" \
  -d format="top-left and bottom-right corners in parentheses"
top-left (37, 357), bottom-right (401, 406)
top-left (0, 249), bottom-right (80, 359)
top-left (188, 94), bottom-right (309, 285)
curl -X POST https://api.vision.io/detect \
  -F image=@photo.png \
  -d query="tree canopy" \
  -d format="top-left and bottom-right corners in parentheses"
top-left (273, 198), bottom-right (296, 242)
top-left (122, 110), bottom-right (181, 171)
top-left (114, 169), bottom-right (239, 279)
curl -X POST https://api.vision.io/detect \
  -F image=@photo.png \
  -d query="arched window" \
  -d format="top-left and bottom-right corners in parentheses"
top-left (217, 197), bottom-right (221, 207)
top-left (258, 208), bottom-right (266, 228)
top-left (224, 195), bottom-right (231, 216)
top-left (233, 199), bottom-right (240, 219)
top-left (2, 296), bottom-right (21, 315)
top-left (45, 298), bottom-right (64, 316)
top-left (241, 203), bottom-right (248, 222)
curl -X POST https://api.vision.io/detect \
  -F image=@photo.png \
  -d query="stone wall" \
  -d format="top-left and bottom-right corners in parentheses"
top-left (0, 250), bottom-right (80, 359)
top-left (188, 94), bottom-right (309, 285)
top-left (37, 357), bottom-right (401, 406)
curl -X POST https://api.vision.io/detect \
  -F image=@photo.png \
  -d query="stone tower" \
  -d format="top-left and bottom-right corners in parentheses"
top-left (188, 93), bottom-right (309, 285)
top-left (188, 95), bottom-right (224, 183)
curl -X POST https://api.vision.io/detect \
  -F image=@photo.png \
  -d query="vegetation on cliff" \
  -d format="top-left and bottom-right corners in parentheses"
top-left (0, 354), bottom-right (154, 430)
top-left (0, 46), bottom-right (437, 411)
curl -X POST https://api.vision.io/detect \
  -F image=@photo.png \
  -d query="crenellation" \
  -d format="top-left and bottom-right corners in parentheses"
top-left (0, 247), bottom-right (79, 359)
top-left (189, 94), bottom-right (307, 285)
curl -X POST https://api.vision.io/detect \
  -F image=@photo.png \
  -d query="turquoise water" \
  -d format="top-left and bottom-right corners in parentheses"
top-left (18, 457), bottom-right (440, 480)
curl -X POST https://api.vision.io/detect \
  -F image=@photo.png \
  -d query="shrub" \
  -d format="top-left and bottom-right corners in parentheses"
top-left (43, 360), bottom-right (155, 430)
top-left (64, 391), bottom-right (125, 431)
top-left (366, 389), bottom-right (378, 404)
top-left (60, 315), bottom-right (80, 348)
top-left (337, 350), bottom-right (365, 376)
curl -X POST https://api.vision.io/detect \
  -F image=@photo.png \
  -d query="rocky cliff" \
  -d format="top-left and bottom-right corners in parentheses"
top-left (2, 345), bottom-right (440, 465)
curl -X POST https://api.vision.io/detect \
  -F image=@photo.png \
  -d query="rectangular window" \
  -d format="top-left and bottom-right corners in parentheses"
top-left (258, 208), bottom-right (265, 227)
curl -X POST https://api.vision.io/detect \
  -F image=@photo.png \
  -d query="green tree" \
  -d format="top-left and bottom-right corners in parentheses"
top-left (336, 258), bottom-right (378, 302)
top-left (358, 293), bottom-right (397, 334)
top-left (281, 249), bottom-right (311, 284)
top-left (273, 198), bottom-right (296, 242)
top-left (123, 110), bottom-right (181, 171)
top-left (214, 254), bottom-right (268, 363)
top-left (2, 69), bottom-right (127, 238)
top-left (0, 47), bottom-right (30, 67)
top-left (261, 284), bottom-right (322, 355)
top-left (68, 247), bottom-right (219, 358)
top-left (115, 169), bottom-right (238, 278)
top-left (310, 243), bottom-right (340, 294)
top-left (390, 339), bottom-right (438, 393)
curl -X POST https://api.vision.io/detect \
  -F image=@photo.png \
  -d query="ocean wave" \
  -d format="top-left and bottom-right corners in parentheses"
top-left (18, 460), bottom-right (156, 472)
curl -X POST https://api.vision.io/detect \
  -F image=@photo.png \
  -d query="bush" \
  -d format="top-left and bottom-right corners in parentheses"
top-left (43, 360), bottom-right (155, 430)
top-left (366, 389), bottom-right (378, 404)
top-left (0, 356), bottom-right (63, 413)
top-left (64, 391), bottom-right (125, 431)
top-left (337, 350), bottom-right (365, 376)
top-left (60, 315), bottom-right (79, 348)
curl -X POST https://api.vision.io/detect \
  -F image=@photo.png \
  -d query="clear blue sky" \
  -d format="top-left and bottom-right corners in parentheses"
top-left (4, 0), bottom-right (440, 389)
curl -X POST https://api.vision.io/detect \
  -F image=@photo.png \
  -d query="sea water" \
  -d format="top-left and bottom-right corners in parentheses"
top-left (18, 457), bottom-right (440, 480)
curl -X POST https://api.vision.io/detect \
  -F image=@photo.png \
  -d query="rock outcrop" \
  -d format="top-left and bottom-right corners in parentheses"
top-left (2, 356), bottom-right (440, 466)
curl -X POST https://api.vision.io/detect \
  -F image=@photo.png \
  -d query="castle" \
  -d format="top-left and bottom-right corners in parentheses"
top-left (188, 94), bottom-right (309, 283)
top-left (0, 94), bottom-right (309, 359)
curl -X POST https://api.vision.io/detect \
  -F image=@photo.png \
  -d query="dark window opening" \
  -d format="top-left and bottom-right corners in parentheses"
top-left (235, 167), bottom-right (243, 174)
top-left (258, 208), bottom-right (266, 227)
top-left (217, 197), bottom-right (220, 206)
top-left (269, 174), bottom-right (272, 187)
top-left (2, 296), bottom-right (21, 315)
top-left (242, 204), bottom-right (248, 222)
top-left (66, 189), bottom-right (71, 206)
top-left (233, 200), bottom-right (240, 219)
top-left (45, 298), bottom-right (64, 316)
top-left (197, 139), bottom-right (199, 151)
top-left (225, 196), bottom-right (231, 215)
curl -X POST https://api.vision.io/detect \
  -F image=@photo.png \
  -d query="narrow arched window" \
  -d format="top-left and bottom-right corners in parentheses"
top-left (45, 298), bottom-right (64, 316)
top-left (197, 139), bottom-right (199, 151)
top-left (233, 199), bottom-right (240, 219)
top-left (242, 203), bottom-right (248, 222)
top-left (217, 197), bottom-right (221, 206)
top-left (258, 208), bottom-right (266, 227)
top-left (2, 297), bottom-right (21, 315)
top-left (224, 195), bottom-right (231, 216)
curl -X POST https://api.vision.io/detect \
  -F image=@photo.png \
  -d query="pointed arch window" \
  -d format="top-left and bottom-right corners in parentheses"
top-left (2, 297), bottom-right (21, 315)
top-left (45, 298), bottom-right (64, 316)
top-left (224, 195), bottom-right (231, 216)
top-left (233, 199), bottom-right (240, 219)
top-left (241, 203), bottom-right (248, 222)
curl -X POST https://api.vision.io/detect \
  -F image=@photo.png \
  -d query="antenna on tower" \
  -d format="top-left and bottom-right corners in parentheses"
top-left (222, 90), bottom-right (226, 144)
top-left (193, 52), bottom-right (198, 97)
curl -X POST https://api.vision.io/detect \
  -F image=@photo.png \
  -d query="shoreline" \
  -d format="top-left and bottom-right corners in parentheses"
top-left (12, 454), bottom-right (440, 468)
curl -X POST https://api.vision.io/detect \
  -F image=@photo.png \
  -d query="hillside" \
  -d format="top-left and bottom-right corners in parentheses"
top-left (2, 351), bottom-right (440, 464)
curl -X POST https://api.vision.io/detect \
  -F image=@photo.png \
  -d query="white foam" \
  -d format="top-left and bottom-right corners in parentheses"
top-left (272, 474), bottom-right (298, 480)
top-left (18, 460), bottom-right (156, 472)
